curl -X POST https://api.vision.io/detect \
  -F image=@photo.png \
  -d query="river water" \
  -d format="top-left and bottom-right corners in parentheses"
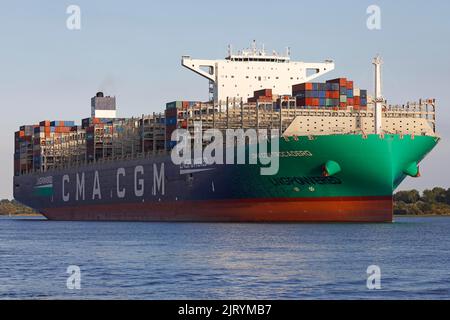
top-left (0, 216), bottom-right (449, 299)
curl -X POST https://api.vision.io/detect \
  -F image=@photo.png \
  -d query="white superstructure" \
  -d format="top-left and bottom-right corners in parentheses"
top-left (182, 42), bottom-right (335, 103)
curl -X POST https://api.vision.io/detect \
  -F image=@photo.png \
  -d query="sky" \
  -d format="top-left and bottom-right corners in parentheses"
top-left (0, 0), bottom-right (449, 199)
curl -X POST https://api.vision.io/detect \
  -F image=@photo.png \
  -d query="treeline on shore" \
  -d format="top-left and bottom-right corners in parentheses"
top-left (0, 199), bottom-right (37, 215)
top-left (1, 188), bottom-right (450, 216)
top-left (394, 187), bottom-right (450, 215)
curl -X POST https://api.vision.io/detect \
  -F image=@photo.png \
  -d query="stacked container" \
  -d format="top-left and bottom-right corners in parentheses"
top-left (165, 101), bottom-right (198, 150)
top-left (248, 89), bottom-right (273, 103)
top-left (293, 82), bottom-right (339, 109)
top-left (86, 122), bottom-right (114, 162)
top-left (293, 78), bottom-right (369, 110)
top-left (82, 117), bottom-right (111, 129)
top-left (15, 125), bottom-right (38, 174)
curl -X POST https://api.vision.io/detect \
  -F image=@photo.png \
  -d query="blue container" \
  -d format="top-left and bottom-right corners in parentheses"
top-left (360, 90), bottom-right (367, 97)
top-left (318, 83), bottom-right (327, 91)
top-left (166, 117), bottom-right (177, 126)
top-left (347, 89), bottom-right (354, 98)
top-left (331, 83), bottom-right (339, 91)
top-left (166, 141), bottom-right (177, 149)
top-left (312, 83), bottom-right (319, 91)
top-left (340, 87), bottom-right (347, 95)
top-left (303, 91), bottom-right (317, 98)
top-left (319, 98), bottom-right (326, 106)
top-left (319, 91), bottom-right (326, 98)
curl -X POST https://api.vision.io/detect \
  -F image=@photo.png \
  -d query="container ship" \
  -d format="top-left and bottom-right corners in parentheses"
top-left (13, 43), bottom-right (439, 222)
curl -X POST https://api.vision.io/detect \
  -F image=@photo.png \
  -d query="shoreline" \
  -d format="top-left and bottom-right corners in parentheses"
top-left (0, 213), bottom-right (43, 217)
top-left (395, 214), bottom-right (450, 218)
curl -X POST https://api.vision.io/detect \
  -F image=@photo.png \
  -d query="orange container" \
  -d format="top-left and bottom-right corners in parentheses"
top-left (331, 92), bottom-right (339, 99)
top-left (347, 81), bottom-right (354, 89)
top-left (254, 89), bottom-right (273, 98)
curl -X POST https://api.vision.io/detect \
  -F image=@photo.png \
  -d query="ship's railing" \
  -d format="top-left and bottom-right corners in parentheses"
top-left (20, 149), bottom-right (171, 175)
top-left (16, 98), bottom-right (437, 176)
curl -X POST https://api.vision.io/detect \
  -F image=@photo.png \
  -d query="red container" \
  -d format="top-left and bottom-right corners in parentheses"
top-left (354, 96), bottom-right (361, 105)
top-left (339, 102), bottom-right (347, 108)
top-left (296, 97), bottom-right (313, 106)
top-left (182, 101), bottom-right (190, 109)
top-left (330, 91), bottom-right (339, 99)
top-left (327, 78), bottom-right (347, 87)
top-left (258, 96), bottom-right (273, 103)
top-left (254, 89), bottom-right (272, 98)
top-left (347, 98), bottom-right (354, 106)
top-left (165, 108), bottom-right (178, 118)
top-left (292, 83), bottom-right (313, 95)
top-left (347, 81), bottom-right (354, 89)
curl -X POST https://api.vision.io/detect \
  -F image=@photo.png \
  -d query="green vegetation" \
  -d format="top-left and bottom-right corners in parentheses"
top-left (0, 199), bottom-right (38, 216)
top-left (394, 187), bottom-right (450, 216)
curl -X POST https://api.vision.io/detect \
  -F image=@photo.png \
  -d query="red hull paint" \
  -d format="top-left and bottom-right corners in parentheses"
top-left (42, 196), bottom-right (393, 222)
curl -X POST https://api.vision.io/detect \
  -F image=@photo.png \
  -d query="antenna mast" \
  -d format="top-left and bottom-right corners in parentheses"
top-left (373, 55), bottom-right (383, 134)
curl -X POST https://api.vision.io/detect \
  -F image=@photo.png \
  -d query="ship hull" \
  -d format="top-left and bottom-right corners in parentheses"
top-left (14, 134), bottom-right (439, 223)
top-left (42, 196), bottom-right (393, 222)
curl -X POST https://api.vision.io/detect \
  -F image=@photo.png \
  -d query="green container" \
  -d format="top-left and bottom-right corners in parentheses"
top-left (340, 95), bottom-right (347, 103)
top-left (166, 101), bottom-right (182, 110)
